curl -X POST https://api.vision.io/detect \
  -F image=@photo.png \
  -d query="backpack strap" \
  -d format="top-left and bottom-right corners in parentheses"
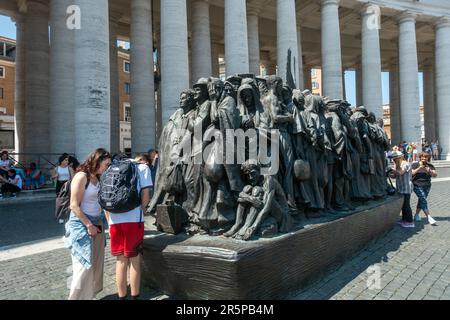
top-left (132, 162), bottom-right (144, 227)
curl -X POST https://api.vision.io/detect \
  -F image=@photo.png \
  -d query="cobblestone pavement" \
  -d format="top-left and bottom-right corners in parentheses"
top-left (291, 177), bottom-right (450, 300)
top-left (1, 171), bottom-right (450, 300)
top-left (0, 242), bottom-right (164, 300)
top-left (0, 200), bottom-right (63, 248)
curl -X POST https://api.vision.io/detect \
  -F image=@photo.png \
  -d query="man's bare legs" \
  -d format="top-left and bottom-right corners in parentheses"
top-left (116, 256), bottom-right (128, 298)
top-left (116, 255), bottom-right (142, 298)
top-left (129, 255), bottom-right (141, 297)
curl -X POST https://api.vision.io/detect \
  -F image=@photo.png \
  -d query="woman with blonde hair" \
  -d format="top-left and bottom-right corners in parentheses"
top-left (65, 148), bottom-right (111, 300)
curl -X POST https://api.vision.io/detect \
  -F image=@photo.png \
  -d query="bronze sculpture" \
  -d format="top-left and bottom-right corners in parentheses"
top-left (148, 73), bottom-right (391, 241)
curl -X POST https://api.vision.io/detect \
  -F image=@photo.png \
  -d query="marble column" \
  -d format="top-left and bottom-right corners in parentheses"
top-left (342, 69), bottom-right (347, 101)
top-left (161, 0), bottom-right (189, 124)
top-left (211, 42), bottom-right (220, 77)
top-left (25, 0), bottom-right (50, 157)
top-left (131, 0), bottom-right (155, 153)
top-left (74, 0), bottom-right (111, 160)
top-left (225, 0), bottom-right (249, 75)
top-left (321, 0), bottom-right (343, 99)
top-left (423, 62), bottom-right (436, 142)
top-left (277, 0), bottom-right (299, 88)
top-left (361, 3), bottom-right (383, 119)
top-left (49, 0), bottom-right (75, 157)
top-left (398, 12), bottom-right (421, 147)
top-left (154, 32), bottom-right (163, 143)
top-left (247, 8), bottom-right (260, 76)
top-left (109, 16), bottom-right (120, 154)
top-left (435, 17), bottom-right (450, 159)
top-left (355, 63), bottom-right (363, 106)
top-left (13, 15), bottom-right (26, 159)
top-left (191, 0), bottom-right (212, 83)
top-left (389, 60), bottom-right (401, 145)
top-left (297, 23), bottom-right (305, 90)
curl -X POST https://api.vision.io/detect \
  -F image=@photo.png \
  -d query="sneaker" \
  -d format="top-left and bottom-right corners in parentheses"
top-left (396, 220), bottom-right (405, 225)
top-left (414, 214), bottom-right (422, 222)
top-left (58, 219), bottom-right (65, 224)
top-left (401, 222), bottom-right (415, 228)
top-left (428, 216), bottom-right (437, 225)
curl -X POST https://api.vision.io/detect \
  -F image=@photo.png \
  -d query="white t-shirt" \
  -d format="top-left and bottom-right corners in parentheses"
top-left (8, 175), bottom-right (23, 190)
top-left (108, 163), bottom-right (153, 225)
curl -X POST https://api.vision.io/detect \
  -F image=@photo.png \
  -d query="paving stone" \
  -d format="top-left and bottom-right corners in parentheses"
top-left (2, 173), bottom-right (450, 300)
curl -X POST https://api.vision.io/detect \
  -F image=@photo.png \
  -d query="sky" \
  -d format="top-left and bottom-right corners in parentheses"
top-left (0, 15), bottom-right (16, 39)
top-left (1, 14), bottom-right (424, 107)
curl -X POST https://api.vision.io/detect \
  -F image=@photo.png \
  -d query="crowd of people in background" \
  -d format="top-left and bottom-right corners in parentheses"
top-left (391, 140), bottom-right (441, 163)
top-left (0, 150), bottom-right (22, 198)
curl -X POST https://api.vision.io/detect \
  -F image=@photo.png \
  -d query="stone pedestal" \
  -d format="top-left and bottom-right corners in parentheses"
top-left (142, 196), bottom-right (403, 299)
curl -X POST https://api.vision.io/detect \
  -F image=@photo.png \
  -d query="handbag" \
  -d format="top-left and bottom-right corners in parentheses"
top-left (386, 176), bottom-right (397, 196)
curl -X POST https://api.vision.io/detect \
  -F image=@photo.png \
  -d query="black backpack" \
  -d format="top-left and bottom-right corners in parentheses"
top-left (98, 160), bottom-right (141, 213)
top-left (55, 173), bottom-right (90, 221)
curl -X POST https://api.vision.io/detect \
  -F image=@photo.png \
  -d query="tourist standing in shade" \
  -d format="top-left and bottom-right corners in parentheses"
top-left (52, 155), bottom-right (75, 195)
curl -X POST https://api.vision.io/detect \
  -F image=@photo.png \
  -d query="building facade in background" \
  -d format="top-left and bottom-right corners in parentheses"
top-left (0, 0), bottom-right (448, 160)
top-left (0, 36), bottom-right (15, 150)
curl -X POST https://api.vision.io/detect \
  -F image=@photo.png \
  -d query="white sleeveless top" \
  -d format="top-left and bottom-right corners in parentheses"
top-left (57, 166), bottom-right (71, 181)
top-left (80, 181), bottom-right (102, 218)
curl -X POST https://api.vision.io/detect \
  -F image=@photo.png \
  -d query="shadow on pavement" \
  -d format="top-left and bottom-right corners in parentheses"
top-left (292, 220), bottom-right (425, 300)
top-left (99, 286), bottom-right (168, 300)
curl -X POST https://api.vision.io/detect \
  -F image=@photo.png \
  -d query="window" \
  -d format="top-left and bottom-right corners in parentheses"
top-left (125, 82), bottom-right (131, 95)
top-left (312, 81), bottom-right (320, 90)
top-left (0, 66), bottom-right (5, 78)
top-left (0, 88), bottom-right (3, 99)
top-left (123, 61), bottom-right (130, 73)
top-left (0, 107), bottom-right (6, 114)
top-left (124, 103), bottom-right (131, 122)
top-left (311, 69), bottom-right (317, 77)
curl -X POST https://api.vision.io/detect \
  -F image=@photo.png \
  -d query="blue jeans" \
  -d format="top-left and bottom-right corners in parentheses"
top-left (413, 185), bottom-right (431, 211)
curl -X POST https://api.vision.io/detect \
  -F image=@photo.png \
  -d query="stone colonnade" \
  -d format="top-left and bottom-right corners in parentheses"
top-left (10, 0), bottom-right (450, 160)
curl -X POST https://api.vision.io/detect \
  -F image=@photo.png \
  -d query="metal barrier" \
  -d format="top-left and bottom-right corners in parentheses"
top-left (7, 153), bottom-right (76, 186)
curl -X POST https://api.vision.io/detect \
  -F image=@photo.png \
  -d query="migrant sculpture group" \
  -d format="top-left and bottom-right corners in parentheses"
top-left (148, 74), bottom-right (390, 241)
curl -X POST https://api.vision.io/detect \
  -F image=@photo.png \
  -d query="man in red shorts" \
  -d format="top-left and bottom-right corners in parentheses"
top-left (105, 154), bottom-right (152, 300)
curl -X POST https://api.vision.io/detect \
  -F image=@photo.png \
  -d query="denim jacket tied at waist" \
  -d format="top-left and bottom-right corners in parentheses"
top-left (64, 212), bottom-right (107, 269)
